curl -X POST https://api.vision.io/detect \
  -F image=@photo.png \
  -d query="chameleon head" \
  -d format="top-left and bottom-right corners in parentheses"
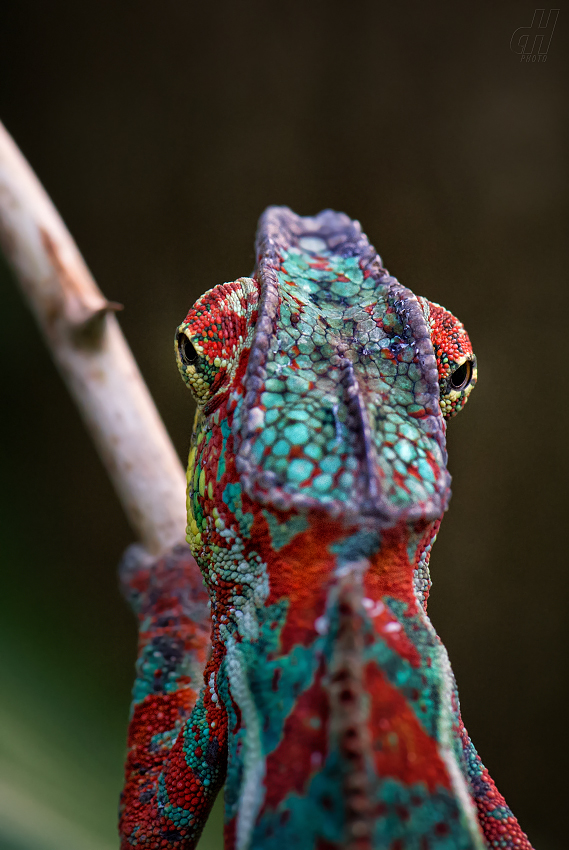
top-left (176, 208), bottom-right (476, 537)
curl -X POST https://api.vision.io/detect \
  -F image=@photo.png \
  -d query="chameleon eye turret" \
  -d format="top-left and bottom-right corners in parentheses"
top-left (175, 277), bottom-right (260, 412)
top-left (417, 297), bottom-right (478, 420)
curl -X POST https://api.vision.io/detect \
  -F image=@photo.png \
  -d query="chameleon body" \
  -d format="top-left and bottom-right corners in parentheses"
top-left (120, 208), bottom-right (534, 850)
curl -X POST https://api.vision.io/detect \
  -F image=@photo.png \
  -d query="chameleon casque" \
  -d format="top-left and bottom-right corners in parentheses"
top-left (119, 208), bottom-right (534, 850)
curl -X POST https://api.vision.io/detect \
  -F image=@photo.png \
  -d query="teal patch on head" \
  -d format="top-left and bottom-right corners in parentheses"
top-left (251, 440), bottom-right (265, 463)
top-left (304, 443), bottom-right (323, 461)
top-left (286, 374), bottom-right (312, 393)
top-left (320, 455), bottom-right (341, 474)
top-left (273, 439), bottom-right (290, 457)
top-left (265, 378), bottom-right (286, 393)
top-left (331, 278), bottom-right (360, 297)
top-left (265, 408), bottom-right (280, 424)
top-left (312, 473), bottom-right (333, 492)
top-left (287, 409), bottom-right (310, 421)
top-left (261, 391), bottom-right (283, 408)
top-left (287, 458), bottom-right (313, 483)
top-left (283, 422), bottom-right (310, 445)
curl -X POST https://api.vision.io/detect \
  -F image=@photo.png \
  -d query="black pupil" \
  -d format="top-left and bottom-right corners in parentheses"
top-left (178, 334), bottom-right (198, 365)
top-left (449, 360), bottom-right (471, 390)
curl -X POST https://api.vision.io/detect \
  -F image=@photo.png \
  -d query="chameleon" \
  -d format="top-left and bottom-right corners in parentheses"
top-left (119, 207), bottom-right (534, 850)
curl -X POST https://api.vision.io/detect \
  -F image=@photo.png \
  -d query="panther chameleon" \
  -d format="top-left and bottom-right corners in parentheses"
top-left (119, 207), bottom-right (534, 850)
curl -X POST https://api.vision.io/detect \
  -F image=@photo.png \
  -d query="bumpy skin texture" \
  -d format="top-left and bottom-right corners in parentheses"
top-left (119, 208), bottom-right (533, 850)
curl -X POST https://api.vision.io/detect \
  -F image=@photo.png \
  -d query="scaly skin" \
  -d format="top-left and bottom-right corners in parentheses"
top-left (119, 208), bottom-right (534, 850)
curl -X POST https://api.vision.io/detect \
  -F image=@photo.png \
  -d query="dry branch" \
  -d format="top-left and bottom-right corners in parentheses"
top-left (0, 121), bottom-right (187, 556)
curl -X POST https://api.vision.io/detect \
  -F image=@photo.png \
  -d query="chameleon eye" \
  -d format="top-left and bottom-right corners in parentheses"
top-left (177, 333), bottom-right (199, 365)
top-left (176, 277), bottom-right (260, 411)
top-left (417, 297), bottom-right (478, 422)
top-left (449, 360), bottom-right (472, 391)
top-left (439, 355), bottom-right (477, 420)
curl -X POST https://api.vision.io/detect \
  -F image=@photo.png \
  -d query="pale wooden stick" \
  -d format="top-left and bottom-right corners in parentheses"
top-left (0, 121), bottom-right (187, 556)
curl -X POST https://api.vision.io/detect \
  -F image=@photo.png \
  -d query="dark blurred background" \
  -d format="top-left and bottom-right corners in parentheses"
top-left (0, 2), bottom-right (567, 848)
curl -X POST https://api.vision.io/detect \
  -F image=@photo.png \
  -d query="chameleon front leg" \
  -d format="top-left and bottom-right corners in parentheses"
top-left (119, 543), bottom-right (228, 848)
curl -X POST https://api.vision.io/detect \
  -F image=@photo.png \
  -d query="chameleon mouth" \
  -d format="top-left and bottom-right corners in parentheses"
top-left (233, 207), bottom-right (451, 527)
